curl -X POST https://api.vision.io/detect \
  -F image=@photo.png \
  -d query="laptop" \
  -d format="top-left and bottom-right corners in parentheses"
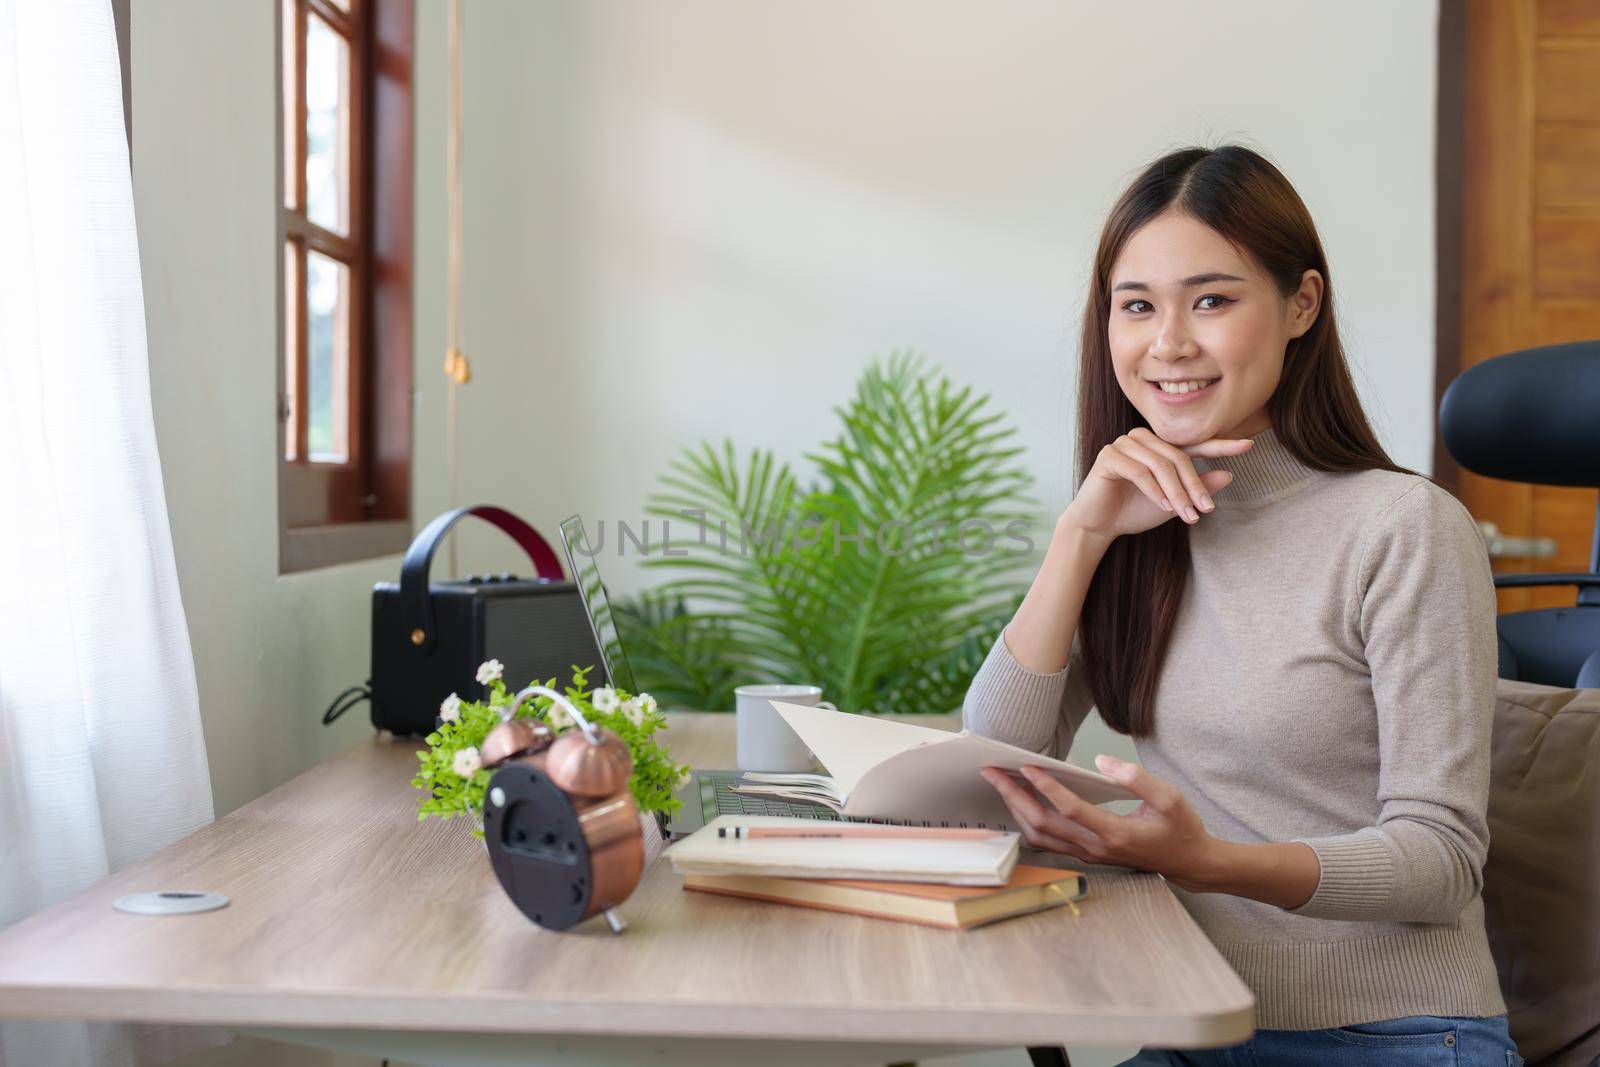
top-left (556, 514), bottom-right (842, 838)
top-left (556, 514), bottom-right (638, 694)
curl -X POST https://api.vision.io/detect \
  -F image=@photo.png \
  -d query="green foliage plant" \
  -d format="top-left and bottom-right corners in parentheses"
top-left (619, 351), bottom-right (1035, 714)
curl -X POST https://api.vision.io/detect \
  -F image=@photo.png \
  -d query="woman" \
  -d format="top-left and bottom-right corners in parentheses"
top-left (964, 145), bottom-right (1520, 1064)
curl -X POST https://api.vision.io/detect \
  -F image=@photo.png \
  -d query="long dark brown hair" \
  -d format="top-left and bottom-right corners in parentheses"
top-left (1077, 145), bottom-right (1416, 738)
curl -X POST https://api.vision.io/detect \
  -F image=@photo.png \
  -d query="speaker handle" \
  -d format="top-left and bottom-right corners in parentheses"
top-left (400, 506), bottom-right (565, 654)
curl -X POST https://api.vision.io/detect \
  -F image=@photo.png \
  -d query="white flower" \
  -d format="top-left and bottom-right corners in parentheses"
top-left (637, 693), bottom-right (658, 717)
top-left (452, 747), bottom-right (482, 778)
top-left (475, 659), bottom-right (504, 685)
top-left (621, 698), bottom-right (644, 727)
top-left (546, 702), bottom-right (573, 730)
top-left (438, 693), bottom-right (462, 723)
top-left (592, 687), bottom-right (621, 713)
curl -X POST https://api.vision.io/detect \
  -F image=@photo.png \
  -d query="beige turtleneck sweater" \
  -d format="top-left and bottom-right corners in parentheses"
top-left (962, 426), bottom-right (1505, 1031)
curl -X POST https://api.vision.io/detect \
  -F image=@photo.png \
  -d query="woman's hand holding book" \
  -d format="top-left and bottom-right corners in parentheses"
top-left (979, 755), bottom-right (1321, 911)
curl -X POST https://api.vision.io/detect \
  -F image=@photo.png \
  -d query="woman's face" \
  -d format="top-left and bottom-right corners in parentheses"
top-left (1106, 210), bottom-right (1322, 445)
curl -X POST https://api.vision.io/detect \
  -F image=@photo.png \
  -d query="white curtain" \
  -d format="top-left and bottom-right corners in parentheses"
top-left (0, 1), bottom-right (215, 1064)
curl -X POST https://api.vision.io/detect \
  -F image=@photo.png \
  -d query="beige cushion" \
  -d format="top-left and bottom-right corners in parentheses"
top-left (1485, 679), bottom-right (1600, 1067)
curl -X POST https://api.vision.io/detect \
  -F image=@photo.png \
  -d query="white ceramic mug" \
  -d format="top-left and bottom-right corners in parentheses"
top-left (734, 684), bottom-right (836, 772)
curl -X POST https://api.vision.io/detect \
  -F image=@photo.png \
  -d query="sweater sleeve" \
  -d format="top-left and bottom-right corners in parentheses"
top-left (961, 625), bottom-right (1097, 760)
top-left (1287, 481), bottom-right (1497, 924)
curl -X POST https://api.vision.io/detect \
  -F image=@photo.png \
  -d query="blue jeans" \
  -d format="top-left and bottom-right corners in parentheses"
top-left (1118, 1013), bottom-right (1522, 1066)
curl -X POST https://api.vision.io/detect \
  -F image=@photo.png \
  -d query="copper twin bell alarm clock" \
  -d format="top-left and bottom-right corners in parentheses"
top-left (480, 685), bottom-right (645, 934)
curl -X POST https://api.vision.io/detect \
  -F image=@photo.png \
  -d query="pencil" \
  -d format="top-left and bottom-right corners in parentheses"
top-left (717, 825), bottom-right (1005, 841)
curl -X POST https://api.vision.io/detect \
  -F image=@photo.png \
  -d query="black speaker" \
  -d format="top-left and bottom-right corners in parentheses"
top-left (369, 506), bottom-right (609, 737)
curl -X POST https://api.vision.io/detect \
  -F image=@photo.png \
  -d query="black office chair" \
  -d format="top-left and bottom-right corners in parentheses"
top-left (1439, 339), bottom-right (1600, 687)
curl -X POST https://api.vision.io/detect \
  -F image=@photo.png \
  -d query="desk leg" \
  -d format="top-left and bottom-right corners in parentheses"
top-left (240, 1027), bottom-right (1015, 1067)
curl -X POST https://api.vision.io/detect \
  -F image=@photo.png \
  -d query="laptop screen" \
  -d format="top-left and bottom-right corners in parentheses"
top-left (557, 515), bottom-right (637, 694)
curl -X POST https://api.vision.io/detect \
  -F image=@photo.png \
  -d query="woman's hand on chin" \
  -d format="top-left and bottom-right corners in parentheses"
top-left (979, 756), bottom-right (1217, 891)
top-left (1062, 426), bottom-right (1253, 542)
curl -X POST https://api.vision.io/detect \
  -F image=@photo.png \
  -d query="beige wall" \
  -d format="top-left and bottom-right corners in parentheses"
top-left (133, 4), bottom-right (1437, 1065)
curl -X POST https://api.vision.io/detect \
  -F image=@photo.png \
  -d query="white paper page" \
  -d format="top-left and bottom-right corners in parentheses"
top-left (842, 730), bottom-right (1136, 826)
top-left (727, 784), bottom-right (846, 812)
top-left (737, 771), bottom-right (848, 805)
top-left (958, 733), bottom-right (1134, 803)
top-left (770, 701), bottom-right (955, 793)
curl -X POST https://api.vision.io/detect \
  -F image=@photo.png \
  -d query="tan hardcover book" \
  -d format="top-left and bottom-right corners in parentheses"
top-left (682, 863), bottom-right (1087, 930)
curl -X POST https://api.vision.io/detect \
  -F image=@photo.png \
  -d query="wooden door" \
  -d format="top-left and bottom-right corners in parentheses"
top-left (1441, 0), bottom-right (1600, 612)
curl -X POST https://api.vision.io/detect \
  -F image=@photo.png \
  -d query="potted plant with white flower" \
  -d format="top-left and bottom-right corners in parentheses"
top-left (412, 659), bottom-right (689, 835)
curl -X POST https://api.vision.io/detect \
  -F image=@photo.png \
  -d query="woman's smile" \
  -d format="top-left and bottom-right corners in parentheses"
top-left (1147, 376), bottom-right (1221, 404)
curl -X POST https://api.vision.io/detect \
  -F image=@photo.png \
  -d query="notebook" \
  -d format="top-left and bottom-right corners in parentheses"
top-left (667, 815), bottom-right (1021, 885)
top-left (683, 864), bottom-right (1087, 931)
top-left (727, 700), bottom-right (1136, 829)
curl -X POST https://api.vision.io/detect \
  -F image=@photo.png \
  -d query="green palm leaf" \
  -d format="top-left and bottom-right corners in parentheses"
top-left (623, 351), bottom-right (1035, 714)
top-left (611, 591), bottom-right (747, 711)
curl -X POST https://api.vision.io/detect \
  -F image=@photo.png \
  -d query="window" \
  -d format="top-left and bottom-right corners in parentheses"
top-left (278, 0), bottom-right (414, 572)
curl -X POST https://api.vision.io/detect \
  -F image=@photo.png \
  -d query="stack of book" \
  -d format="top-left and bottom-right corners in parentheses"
top-left (668, 815), bottom-right (1086, 931)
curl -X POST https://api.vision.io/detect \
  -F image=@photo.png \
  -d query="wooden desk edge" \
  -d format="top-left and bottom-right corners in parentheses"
top-left (0, 985), bottom-right (1256, 1048)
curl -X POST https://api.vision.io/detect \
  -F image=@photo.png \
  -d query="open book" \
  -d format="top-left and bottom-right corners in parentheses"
top-left (730, 701), bottom-right (1136, 831)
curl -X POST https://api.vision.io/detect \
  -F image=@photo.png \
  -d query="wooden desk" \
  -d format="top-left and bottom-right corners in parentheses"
top-left (0, 713), bottom-right (1253, 1066)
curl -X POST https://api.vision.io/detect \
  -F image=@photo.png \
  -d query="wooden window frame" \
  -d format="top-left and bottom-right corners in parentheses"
top-left (277, 0), bottom-right (414, 573)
